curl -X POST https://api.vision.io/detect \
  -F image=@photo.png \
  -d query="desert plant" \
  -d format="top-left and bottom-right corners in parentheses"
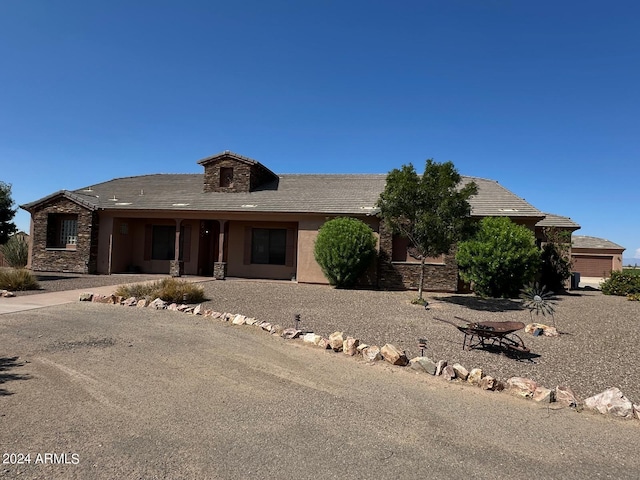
top-left (314, 217), bottom-right (377, 288)
top-left (0, 235), bottom-right (29, 268)
top-left (627, 293), bottom-right (640, 301)
top-left (520, 283), bottom-right (556, 325)
top-left (539, 227), bottom-right (572, 292)
top-left (456, 217), bottom-right (541, 298)
top-left (600, 271), bottom-right (640, 296)
top-left (0, 268), bottom-right (40, 291)
top-left (115, 277), bottom-right (205, 303)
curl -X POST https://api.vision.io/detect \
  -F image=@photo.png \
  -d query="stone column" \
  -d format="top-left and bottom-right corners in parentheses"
top-left (214, 219), bottom-right (227, 279)
top-left (170, 219), bottom-right (184, 277)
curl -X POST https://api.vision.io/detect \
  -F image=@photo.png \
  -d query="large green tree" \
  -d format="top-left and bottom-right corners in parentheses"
top-left (0, 182), bottom-right (17, 245)
top-left (377, 160), bottom-right (478, 300)
top-left (456, 216), bottom-right (541, 298)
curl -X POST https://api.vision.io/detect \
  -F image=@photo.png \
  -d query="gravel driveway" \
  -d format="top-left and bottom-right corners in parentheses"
top-left (15, 273), bottom-right (640, 405)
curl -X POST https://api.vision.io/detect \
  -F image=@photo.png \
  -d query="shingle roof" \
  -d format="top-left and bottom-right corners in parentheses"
top-left (21, 171), bottom-right (545, 218)
top-left (536, 213), bottom-right (581, 230)
top-left (572, 236), bottom-right (625, 250)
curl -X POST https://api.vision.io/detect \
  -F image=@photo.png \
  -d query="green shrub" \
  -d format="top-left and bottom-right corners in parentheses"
top-left (314, 217), bottom-right (377, 288)
top-left (600, 271), bottom-right (640, 296)
top-left (538, 228), bottom-right (572, 292)
top-left (0, 268), bottom-right (40, 291)
top-left (456, 217), bottom-right (541, 298)
top-left (0, 235), bottom-right (29, 268)
top-left (115, 278), bottom-right (205, 303)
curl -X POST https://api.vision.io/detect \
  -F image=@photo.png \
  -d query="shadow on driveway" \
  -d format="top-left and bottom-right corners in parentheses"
top-left (0, 356), bottom-right (30, 396)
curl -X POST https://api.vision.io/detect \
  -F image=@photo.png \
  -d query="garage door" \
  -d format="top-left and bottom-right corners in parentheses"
top-left (572, 255), bottom-right (613, 277)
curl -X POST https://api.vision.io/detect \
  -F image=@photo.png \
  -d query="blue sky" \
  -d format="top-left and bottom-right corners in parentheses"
top-left (2, 1), bottom-right (639, 260)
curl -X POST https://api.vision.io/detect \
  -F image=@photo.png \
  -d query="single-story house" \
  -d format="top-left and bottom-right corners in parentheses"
top-left (21, 151), bottom-right (580, 292)
top-left (571, 236), bottom-right (625, 278)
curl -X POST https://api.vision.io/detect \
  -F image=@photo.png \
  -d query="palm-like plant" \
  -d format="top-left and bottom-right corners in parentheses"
top-left (520, 283), bottom-right (557, 326)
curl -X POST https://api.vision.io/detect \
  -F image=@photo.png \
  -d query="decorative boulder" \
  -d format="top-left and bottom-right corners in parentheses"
top-left (452, 363), bottom-right (469, 381)
top-left (435, 360), bottom-right (447, 376)
top-left (79, 293), bottom-right (93, 302)
top-left (362, 346), bottom-right (382, 362)
top-left (136, 299), bottom-right (148, 308)
top-left (467, 368), bottom-right (483, 385)
top-left (122, 297), bottom-right (138, 307)
top-left (555, 386), bottom-right (579, 407)
top-left (193, 304), bottom-right (203, 315)
top-left (232, 315), bottom-right (246, 325)
top-left (149, 298), bottom-right (168, 310)
top-left (533, 387), bottom-right (554, 403)
top-left (329, 332), bottom-right (345, 352)
top-left (343, 337), bottom-right (360, 356)
top-left (479, 376), bottom-right (496, 391)
top-left (303, 333), bottom-right (322, 345)
top-left (381, 344), bottom-right (409, 366)
top-left (506, 377), bottom-right (538, 398)
top-left (317, 338), bottom-right (332, 350)
top-left (441, 365), bottom-right (456, 381)
top-left (409, 357), bottom-right (437, 375)
top-left (584, 387), bottom-right (634, 419)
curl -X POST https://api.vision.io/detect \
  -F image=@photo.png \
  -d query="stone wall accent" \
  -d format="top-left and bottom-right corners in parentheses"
top-left (170, 260), bottom-right (184, 277)
top-left (30, 197), bottom-right (98, 274)
top-left (213, 262), bottom-right (227, 279)
top-left (203, 158), bottom-right (253, 193)
top-left (377, 220), bottom-right (459, 292)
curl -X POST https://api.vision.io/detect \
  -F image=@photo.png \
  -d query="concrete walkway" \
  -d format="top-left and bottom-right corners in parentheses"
top-left (0, 276), bottom-right (212, 315)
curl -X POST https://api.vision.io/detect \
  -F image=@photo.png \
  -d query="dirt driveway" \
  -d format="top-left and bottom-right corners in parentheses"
top-left (1, 302), bottom-right (639, 479)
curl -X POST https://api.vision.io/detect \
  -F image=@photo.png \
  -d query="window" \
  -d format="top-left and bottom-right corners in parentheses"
top-left (46, 214), bottom-right (78, 249)
top-left (220, 167), bottom-right (234, 188)
top-left (251, 228), bottom-right (286, 265)
top-left (150, 225), bottom-right (190, 261)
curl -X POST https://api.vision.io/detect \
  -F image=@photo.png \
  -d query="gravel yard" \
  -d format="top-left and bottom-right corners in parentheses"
top-left (15, 273), bottom-right (640, 405)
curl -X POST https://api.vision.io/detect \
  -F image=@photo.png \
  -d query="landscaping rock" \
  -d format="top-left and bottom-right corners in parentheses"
top-left (122, 297), bottom-right (138, 307)
top-left (343, 337), bottom-right (360, 356)
top-left (442, 365), bottom-right (456, 381)
top-left (525, 323), bottom-right (559, 337)
top-left (260, 322), bottom-right (272, 331)
top-left (533, 387), bottom-right (554, 403)
top-left (410, 357), bottom-right (437, 375)
top-left (245, 317), bottom-right (259, 326)
top-left (506, 377), bottom-right (538, 398)
top-left (232, 315), bottom-right (246, 325)
top-left (329, 332), bottom-right (345, 352)
top-left (303, 333), bottom-right (320, 344)
top-left (136, 299), bottom-right (148, 308)
top-left (193, 304), bottom-right (203, 315)
top-left (357, 343), bottom-right (369, 353)
top-left (317, 338), bottom-right (332, 350)
top-left (167, 303), bottom-right (178, 311)
top-left (467, 368), bottom-right (483, 385)
top-left (452, 363), bottom-right (469, 381)
top-left (634, 404), bottom-right (640, 421)
top-left (555, 386), bottom-right (579, 407)
top-left (362, 345), bottom-right (382, 362)
top-left (149, 298), bottom-right (168, 310)
top-left (381, 344), bottom-right (409, 366)
top-left (479, 376), bottom-right (496, 391)
top-left (584, 387), bottom-right (634, 419)
top-left (92, 294), bottom-right (114, 304)
top-left (78, 292), bottom-right (93, 302)
top-left (282, 328), bottom-right (302, 339)
top-left (271, 325), bottom-right (285, 336)
top-left (435, 360), bottom-right (447, 376)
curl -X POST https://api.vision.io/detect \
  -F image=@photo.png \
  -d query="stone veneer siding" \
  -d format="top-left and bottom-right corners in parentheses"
top-left (30, 198), bottom-right (99, 274)
top-left (377, 221), bottom-right (459, 292)
top-left (203, 159), bottom-right (253, 193)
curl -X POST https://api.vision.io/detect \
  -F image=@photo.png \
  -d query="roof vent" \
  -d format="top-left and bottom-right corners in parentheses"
top-left (172, 203), bottom-right (190, 207)
top-left (499, 208), bottom-right (519, 212)
top-left (115, 202), bottom-right (132, 206)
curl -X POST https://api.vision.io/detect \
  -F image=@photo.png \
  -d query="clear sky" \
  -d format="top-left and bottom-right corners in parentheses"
top-left (2, 1), bottom-right (638, 260)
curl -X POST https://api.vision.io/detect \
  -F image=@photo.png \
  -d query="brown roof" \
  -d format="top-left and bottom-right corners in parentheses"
top-left (572, 236), bottom-right (625, 251)
top-left (21, 162), bottom-right (546, 219)
top-left (536, 213), bottom-right (581, 230)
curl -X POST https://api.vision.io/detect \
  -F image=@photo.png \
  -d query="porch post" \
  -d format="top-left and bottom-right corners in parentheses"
top-left (214, 219), bottom-right (227, 279)
top-left (171, 218), bottom-right (183, 277)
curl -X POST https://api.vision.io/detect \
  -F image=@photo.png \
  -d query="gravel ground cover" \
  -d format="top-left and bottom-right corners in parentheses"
top-left (15, 274), bottom-right (640, 405)
top-left (16, 272), bottom-right (165, 295)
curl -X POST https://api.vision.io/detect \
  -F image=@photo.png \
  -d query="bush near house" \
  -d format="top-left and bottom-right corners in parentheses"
top-left (115, 278), bottom-right (205, 304)
top-left (600, 271), bottom-right (640, 297)
top-left (314, 217), bottom-right (377, 289)
top-left (0, 268), bottom-right (40, 291)
top-left (0, 235), bottom-right (29, 268)
top-left (456, 217), bottom-right (541, 298)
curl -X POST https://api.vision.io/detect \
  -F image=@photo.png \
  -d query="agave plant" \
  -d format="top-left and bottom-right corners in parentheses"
top-left (520, 283), bottom-right (557, 325)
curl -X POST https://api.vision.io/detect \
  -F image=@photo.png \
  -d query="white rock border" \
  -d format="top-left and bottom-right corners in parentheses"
top-left (81, 292), bottom-right (640, 424)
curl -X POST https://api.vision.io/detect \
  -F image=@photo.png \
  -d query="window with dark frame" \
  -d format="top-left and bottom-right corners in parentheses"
top-left (251, 228), bottom-right (286, 265)
top-left (220, 167), bottom-right (234, 188)
top-left (46, 213), bottom-right (78, 249)
top-left (151, 225), bottom-right (188, 261)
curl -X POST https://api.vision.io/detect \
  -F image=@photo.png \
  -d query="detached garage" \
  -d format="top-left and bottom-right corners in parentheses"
top-left (571, 236), bottom-right (625, 278)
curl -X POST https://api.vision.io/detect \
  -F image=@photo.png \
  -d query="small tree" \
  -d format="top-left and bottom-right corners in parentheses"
top-left (456, 217), bottom-right (541, 298)
top-left (377, 160), bottom-right (477, 300)
top-left (0, 235), bottom-right (29, 268)
top-left (314, 217), bottom-right (377, 289)
top-left (0, 182), bottom-right (18, 245)
top-left (539, 227), bottom-right (573, 292)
